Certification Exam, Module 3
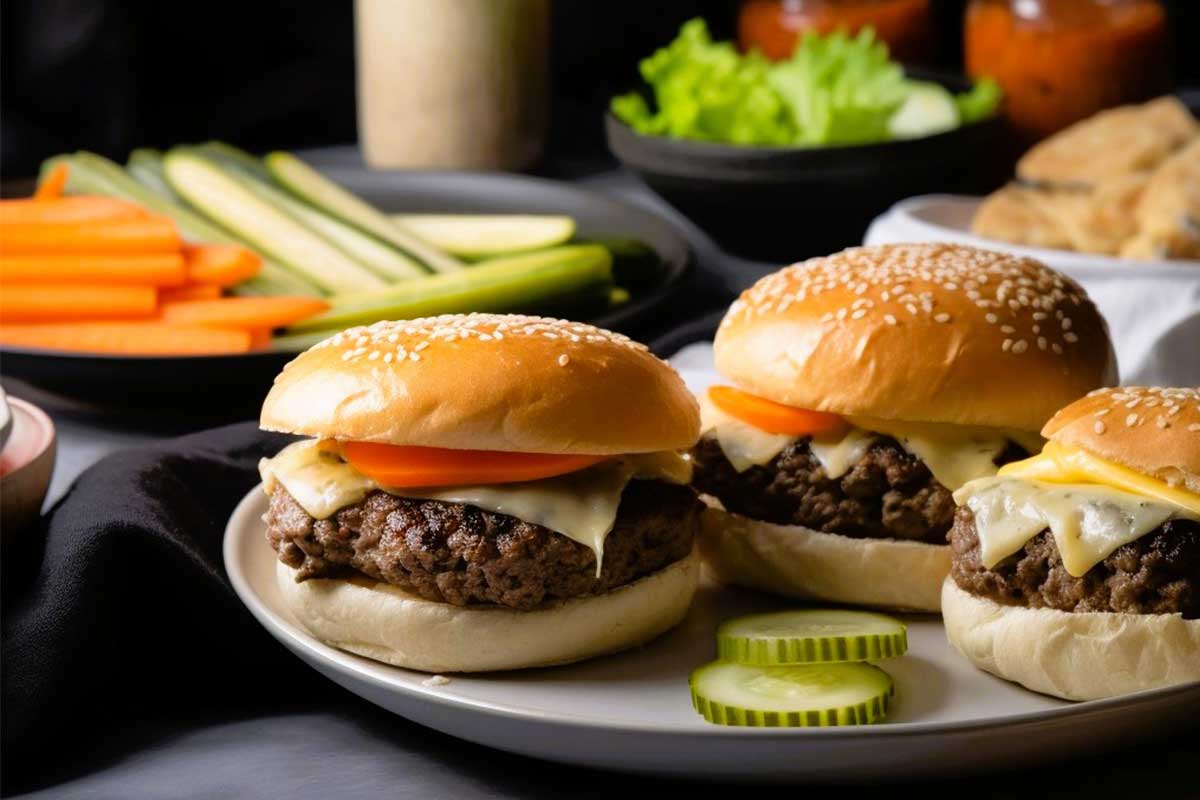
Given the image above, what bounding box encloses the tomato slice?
[340,442,608,488]
[708,385,847,437]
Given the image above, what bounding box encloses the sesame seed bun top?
[714,243,1117,433]
[260,314,700,455]
[1042,386,1200,494]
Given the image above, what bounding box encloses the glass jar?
[355,0,550,170]
[738,0,934,62]
[965,0,1169,142]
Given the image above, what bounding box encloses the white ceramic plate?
[864,194,1200,387]
[225,487,1200,782]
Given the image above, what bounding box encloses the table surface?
[6,159,1197,798]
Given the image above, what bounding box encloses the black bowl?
[606,72,1012,261]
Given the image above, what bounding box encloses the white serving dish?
[226,487,1200,782]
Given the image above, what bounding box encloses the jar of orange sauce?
[965,0,1169,142]
[738,0,933,62]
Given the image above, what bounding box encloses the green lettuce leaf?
[611,19,795,145]
[611,19,1003,147]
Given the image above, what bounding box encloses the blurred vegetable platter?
[2,144,646,356]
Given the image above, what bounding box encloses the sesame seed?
[1156,417,1169,429]
[1126,413,1139,427]
[1002,338,1013,352]
[934,312,951,323]
[851,309,867,320]
[883,314,898,325]
[1001,325,1015,334]
[1094,421,1106,434]
[557,354,570,367]
[1095,408,1110,416]
[1189,424,1200,432]
[1051,343,1063,354]
[1012,339,1028,354]
[1063,332,1079,343]
[1037,337,1047,350]
[985,313,998,324]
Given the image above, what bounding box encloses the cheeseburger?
[693,243,1115,611]
[258,314,703,672]
[944,386,1200,700]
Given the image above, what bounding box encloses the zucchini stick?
[265,152,464,273]
[163,149,388,295]
[287,244,612,334]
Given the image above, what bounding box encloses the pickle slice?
[690,661,893,727]
[717,609,907,665]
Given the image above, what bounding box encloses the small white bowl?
[0,396,56,538]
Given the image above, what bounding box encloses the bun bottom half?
[276,548,700,673]
[942,579,1200,701]
[698,507,949,613]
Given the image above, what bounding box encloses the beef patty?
[950,507,1199,618]
[267,479,700,610]
[691,434,1026,544]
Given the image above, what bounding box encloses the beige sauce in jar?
[356,0,550,170]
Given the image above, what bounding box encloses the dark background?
[4,0,1199,180]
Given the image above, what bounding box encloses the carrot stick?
[0,216,181,254]
[160,296,329,330]
[34,163,69,200]
[0,254,186,285]
[184,244,261,286]
[247,328,273,350]
[159,284,222,303]
[0,284,158,322]
[0,322,251,355]
[0,196,150,226]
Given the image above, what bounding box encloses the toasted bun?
[276,550,700,672]
[714,244,1116,432]
[1042,387,1200,494]
[942,580,1200,701]
[699,507,949,612]
[261,314,699,455]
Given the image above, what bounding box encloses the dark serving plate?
[606,70,1012,261]
[0,170,690,414]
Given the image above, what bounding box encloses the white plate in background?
[225,488,1200,782]
[865,195,1200,386]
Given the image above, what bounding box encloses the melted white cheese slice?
[700,394,796,473]
[808,428,877,480]
[847,416,1024,491]
[259,440,690,574]
[700,392,1025,488]
[954,476,1196,576]
[260,439,374,519]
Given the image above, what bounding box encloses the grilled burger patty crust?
[950,507,1199,619]
[691,434,1027,545]
[266,479,701,611]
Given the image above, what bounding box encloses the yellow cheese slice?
[999,441,1200,516]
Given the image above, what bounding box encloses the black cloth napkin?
[1,422,312,782]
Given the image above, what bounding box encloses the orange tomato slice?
[340,442,608,488]
[708,385,847,437]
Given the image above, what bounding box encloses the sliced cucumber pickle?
[717,609,907,666]
[690,661,893,727]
